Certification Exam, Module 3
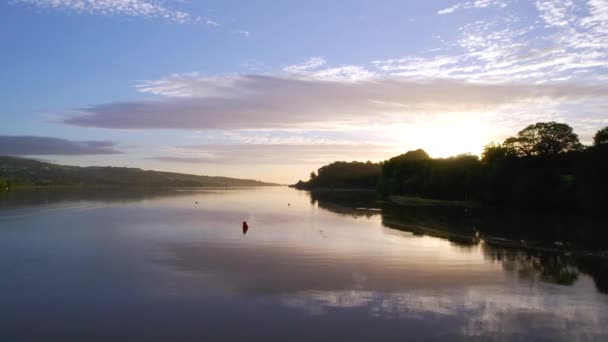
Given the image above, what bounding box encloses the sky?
[1,0,607,183]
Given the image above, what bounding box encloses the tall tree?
[481,142,511,164]
[503,122,583,157]
[594,126,608,146]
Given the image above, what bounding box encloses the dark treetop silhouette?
[595,126,608,146]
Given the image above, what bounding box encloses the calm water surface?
[0,187,607,341]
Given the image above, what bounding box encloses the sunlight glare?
[388,115,493,158]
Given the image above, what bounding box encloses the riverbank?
[300,187,479,208]
[388,195,480,208]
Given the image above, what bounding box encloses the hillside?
[0,156,278,189]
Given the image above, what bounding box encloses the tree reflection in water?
[484,247,579,286]
[308,189,608,294]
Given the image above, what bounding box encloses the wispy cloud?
[0,136,122,155]
[382,1,608,83]
[437,4,461,15]
[150,143,399,165]
[309,65,376,81]
[233,29,250,37]
[283,57,327,73]
[535,0,576,27]
[284,58,375,81]
[13,0,216,24]
[437,0,507,15]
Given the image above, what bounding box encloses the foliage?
[387,149,431,162]
[294,161,380,190]
[481,142,512,164]
[377,152,483,201]
[502,122,583,157]
[594,126,608,146]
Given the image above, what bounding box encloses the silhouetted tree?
[481,142,511,164]
[594,126,608,146]
[503,122,583,157]
[377,149,483,200]
[391,149,431,161]
[294,161,381,190]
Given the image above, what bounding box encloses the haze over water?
[1,187,606,341]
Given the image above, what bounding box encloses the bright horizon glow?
[385,115,495,158]
[1,0,607,183]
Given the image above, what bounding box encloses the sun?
[387,115,493,158]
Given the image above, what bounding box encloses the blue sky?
[1,0,607,183]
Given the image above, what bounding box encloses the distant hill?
[0,156,278,189]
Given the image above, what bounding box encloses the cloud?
[380,1,608,83]
[13,0,212,24]
[198,17,219,27]
[535,0,576,27]
[309,65,375,81]
[150,143,400,165]
[284,58,374,81]
[149,156,214,163]
[437,1,506,15]
[283,57,327,73]
[60,73,608,131]
[233,29,250,37]
[437,4,461,15]
[0,136,122,156]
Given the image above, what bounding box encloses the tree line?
[293,161,380,190]
[294,122,608,211]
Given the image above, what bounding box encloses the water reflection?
[309,189,608,294]
[0,187,606,341]
[0,186,206,208]
[281,288,608,340]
